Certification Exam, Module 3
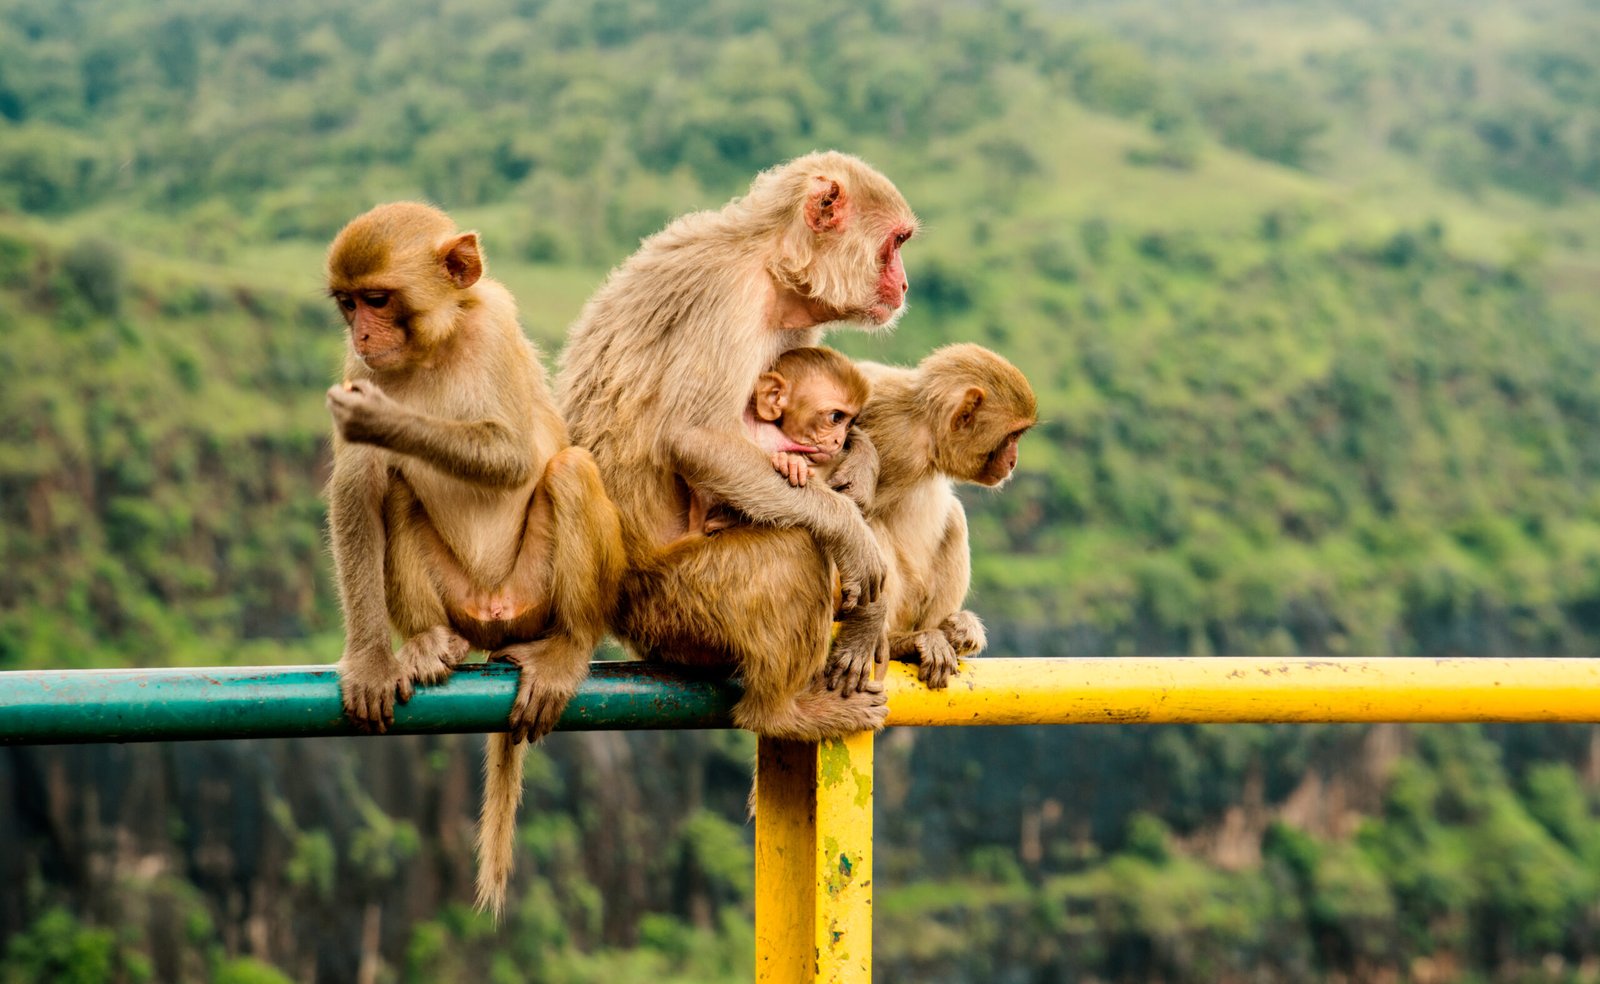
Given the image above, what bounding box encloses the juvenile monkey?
[846,344,1036,691]
[323,202,624,916]
[559,152,918,737]
[687,346,874,535]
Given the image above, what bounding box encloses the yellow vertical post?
[754,733,875,984]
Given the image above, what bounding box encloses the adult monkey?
[558,151,917,738]
[323,202,624,915]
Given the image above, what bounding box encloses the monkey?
[323,202,624,917]
[686,346,874,536]
[557,151,918,738]
[843,343,1037,691]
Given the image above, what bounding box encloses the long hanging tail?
[473,447,621,919]
[474,731,528,918]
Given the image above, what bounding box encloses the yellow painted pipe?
[883,658,1600,726]
[754,734,874,984]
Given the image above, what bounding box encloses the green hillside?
[5,0,1600,981]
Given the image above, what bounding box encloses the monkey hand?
[829,427,879,512]
[827,624,887,694]
[771,451,812,487]
[337,645,407,733]
[905,629,961,690]
[830,515,885,611]
[327,379,399,445]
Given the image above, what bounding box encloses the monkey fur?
[323,202,623,917]
[558,152,918,737]
[851,344,1037,690]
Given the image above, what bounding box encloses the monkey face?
[869,226,915,324]
[783,376,861,460]
[975,427,1031,487]
[333,289,412,370]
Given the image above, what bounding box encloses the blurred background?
[4,0,1600,980]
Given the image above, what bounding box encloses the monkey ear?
[804,176,848,233]
[754,372,789,421]
[440,233,483,289]
[951,387,985,432]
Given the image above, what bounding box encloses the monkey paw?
[939,611,986,658]
[337,647,408,734]
[826,647,874,695]
[492,644,578,745]
[325,379,395,445]
[911,631,960,690]
[397,626,471,695]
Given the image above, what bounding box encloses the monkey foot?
[738,678,888,740]
[939,611,986,658]
[490,639,587,744]
[397,625,472,698]
[905,629,960,690]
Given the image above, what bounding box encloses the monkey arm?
[328,445,415,729]
[329,382,534,488]
[379,413,535,488]
[668,425,885,606]
[885,500,977,690]
[328,446,391,654]
[826,425,880,513]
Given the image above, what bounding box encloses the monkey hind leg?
[540,447,625,654]
[621,528,833,676]
[734,673,888,740]
[490,635,589,744]
[475,731,528,919]
[622,528,867,734]
[395,625,472,700]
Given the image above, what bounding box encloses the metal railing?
[4,657,1599,982]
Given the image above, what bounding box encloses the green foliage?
[213,959,294,984]
[6,0,1600,982]
[0,908,116,984]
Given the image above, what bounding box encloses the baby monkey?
[687,346,874,535]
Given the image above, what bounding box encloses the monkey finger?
[396,675,414,704]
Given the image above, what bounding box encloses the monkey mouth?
[867,299,905,326]
[356,344,408,370]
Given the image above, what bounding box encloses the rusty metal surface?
[0,662,741,744]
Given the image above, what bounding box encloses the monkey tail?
[475,731,528,919]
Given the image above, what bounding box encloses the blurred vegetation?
[5,0,1600,980]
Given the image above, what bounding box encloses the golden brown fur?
[558,152,918,735]
[687,346,874,534]
[853,344,1037,689]
[323,202,624,917]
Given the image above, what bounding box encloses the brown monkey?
[558,151,918,737]
[323,202,623,916]
[687,346,874,535]
[847,344,1036,690]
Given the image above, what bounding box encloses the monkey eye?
[362,292,390,309]
[333,293,356,312]
[894,230,912,247]
[829,411,850,425]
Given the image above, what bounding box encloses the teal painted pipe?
[0,662,742,744]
